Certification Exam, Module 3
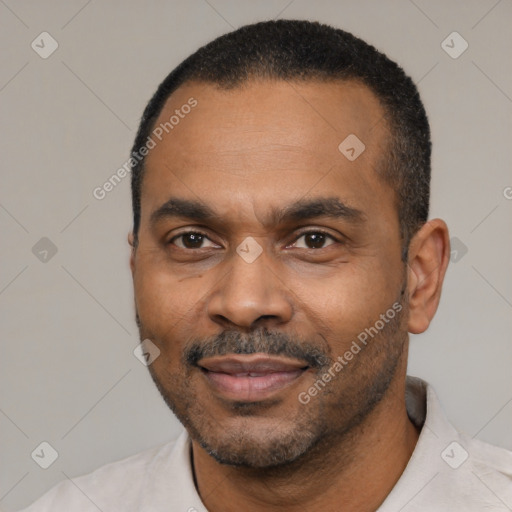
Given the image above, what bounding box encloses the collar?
[138,376,481,511]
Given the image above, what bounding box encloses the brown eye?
[291,231,337,249]
[171,232,218,249]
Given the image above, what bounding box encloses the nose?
[206,246,293,330]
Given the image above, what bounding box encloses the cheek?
[290,257,403,349]
[133,259,202,342]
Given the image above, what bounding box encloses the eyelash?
[168,229,341,250]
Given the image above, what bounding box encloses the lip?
[198,353,309,401]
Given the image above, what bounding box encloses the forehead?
[140,79,393,226]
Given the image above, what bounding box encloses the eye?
[289,230,338,249]
[170,231,220,250]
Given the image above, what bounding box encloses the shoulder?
[460,432,512,504]
[465,432,512,470]
[423,378,512,508]
[418,434,512,511]
[383,377,512,511]
[18,438,181,512]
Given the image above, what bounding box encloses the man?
[21,19,511,512]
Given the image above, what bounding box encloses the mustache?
[184,328,331,370]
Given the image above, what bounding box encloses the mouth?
[197,353,310,401]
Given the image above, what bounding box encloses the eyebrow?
[273,197,365,225]
[149,196,365,227]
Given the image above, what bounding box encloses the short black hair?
[130,19,431,255]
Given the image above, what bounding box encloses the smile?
[198,353,309,401]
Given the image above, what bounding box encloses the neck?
[192,372,420,512]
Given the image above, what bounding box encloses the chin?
[191,416,322,469]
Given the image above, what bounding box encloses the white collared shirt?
[19,376,512,511]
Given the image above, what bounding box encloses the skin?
[128,79,450,512]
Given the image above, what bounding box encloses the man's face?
[131,79,409,468]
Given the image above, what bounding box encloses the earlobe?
[128,232,136,275]
[406,219,450,334]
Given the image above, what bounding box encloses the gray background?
[1,0,511,510]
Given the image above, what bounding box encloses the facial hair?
[137,291,409,470]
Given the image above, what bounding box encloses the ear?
[128,231,136,275]
[406,219,450,334]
